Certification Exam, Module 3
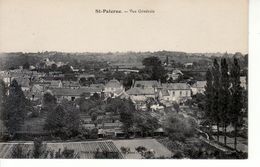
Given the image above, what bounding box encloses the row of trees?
[204,57,246,150]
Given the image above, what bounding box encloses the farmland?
[0,140,123,159]
[113,139,173,159]
[0,139,172,159]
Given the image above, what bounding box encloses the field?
[113,139,173,159]
[0,140,123,159]
[0,139,172,159]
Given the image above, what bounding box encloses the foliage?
[33,137,45,158]
[94,148,120,159]
[141,56,167,82]
[120,146,131,155]
[44,101,81,139]
[42,92,57,112]
[163,113,198,141]
[135,146,155,159]
[2,80,27,134]
[135,114,159,136]
[12,144,29,158]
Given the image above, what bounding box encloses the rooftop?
[105,79,122,88]
[134,80,159,88]
[162,83,190,90]
[50,87,103,96]
[126,87,155,95]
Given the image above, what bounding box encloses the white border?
[1,0,260,166]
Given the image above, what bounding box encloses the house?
[61,81,80,89]
[160,83,191,103]
[191,81,207,95]
[26,84,44,101]
[14,77,31,92]
[184,62,193,68]
[167,69,183,81]
[126,87,156,102]
[47,80,62,88]
[240,76,247,89]
[104,79,125,97]
[50,87,103,102]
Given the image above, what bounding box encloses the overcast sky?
[0,0,248,53]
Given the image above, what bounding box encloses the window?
[71,97,75,101]
[180,91,182,96]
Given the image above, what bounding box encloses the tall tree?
[230,57,244,150]
[0,80,7,136]
[42,92,57,113]
[142,56,167,82]
[220,58,231,145]
[2,80,27,134]
[211,59,221,141]
[44,101,80,139]
[204,69,213,129]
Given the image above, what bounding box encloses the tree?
[220,58,231,145]
[44,105,66,137]
[33,138,45,158]
[211,59,221,141]
[203,70,213,122]
[59,147,80,159]
[230,57,244,150]
[12,144,29,158]
[22,62,30,70]
[119,99,135,137]
[0,80,7,136]
[2,80,27,134]
[44,101,80,139]
[142,56,167,82]
[51,64,58,71]
[163,113,198,142]
[79,77,87,86]
[42,92,57,112]
[135,115,159,137]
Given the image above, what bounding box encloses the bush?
[163,113,198,142]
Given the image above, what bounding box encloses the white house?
[104,79,125,97]
[191,81,207,95]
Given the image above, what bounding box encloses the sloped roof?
[105,79,122,88]
[126,87,155,95]
[134,80,159,88]
[62,81,80,87]
[50,87,102,96]
[14,77,30,87]
[172,69,183,75]
[90,83,105,89]
[192,81,207,88]
[32,84,44,92]
[162,83,190,90]
[49,80,61,87]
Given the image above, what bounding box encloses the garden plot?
[0,141,123,159]
[113,139,173,159]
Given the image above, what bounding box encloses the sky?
[0,0,248,53]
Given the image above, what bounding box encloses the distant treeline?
[0,51,247,71]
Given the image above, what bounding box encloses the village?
[0,53,248,159]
